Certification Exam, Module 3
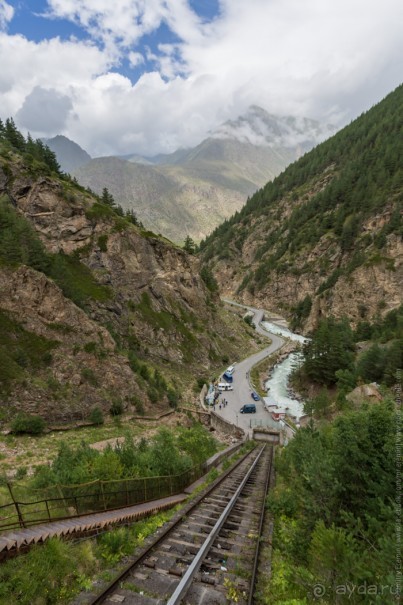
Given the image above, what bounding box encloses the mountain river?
[260,321,309,421]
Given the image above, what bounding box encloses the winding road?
[214,301,285,435]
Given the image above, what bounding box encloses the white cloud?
[44,0,202,49]
[0,32,112,117]
[128,51,144,67]
[16,87,73,135]
[0,0,402,156]
[0,0,13,30]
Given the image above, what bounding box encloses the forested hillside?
[200,85,403,331]
[259,399,397,604]
[0,118,255,426]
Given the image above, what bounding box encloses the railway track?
[87,444,273,605]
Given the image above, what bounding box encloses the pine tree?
[41,143,61,174]
[183,235,196,254]
[101,187,116,207]
[303,317,355,385]
[4,118,26,152]
[125,208,143,228]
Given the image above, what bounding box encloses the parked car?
[251,391,260,401]
[240,403,256,414]
[222,372,233,383]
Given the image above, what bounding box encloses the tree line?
[0,117,61,175]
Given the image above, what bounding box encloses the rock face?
[0,156,246,421]
[346,383,383,406]
[212,193,402,332]
[0,265,140,421]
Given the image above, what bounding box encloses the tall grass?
[0,538,97,604]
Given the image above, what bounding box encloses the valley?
[0,84,401,605]
[46,107,333,244]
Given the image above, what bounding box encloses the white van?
[217,382,234,392]
[225,365,235,375]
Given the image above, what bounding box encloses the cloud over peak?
[0,0,401,156]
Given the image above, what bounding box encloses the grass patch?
[50,253,112,306]
[85,202,116,221]
[0,537,97,604]
[0,310,58,393]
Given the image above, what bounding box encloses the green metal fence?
[0,441,244,533]
[0,464,202,532]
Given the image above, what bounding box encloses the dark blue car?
[251,391,260,401]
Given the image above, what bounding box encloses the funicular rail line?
[88,444,273,605]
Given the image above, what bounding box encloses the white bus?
[217,382,234,391]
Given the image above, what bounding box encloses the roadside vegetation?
[256,305,401,604]
[32,423,217,487]
[291,305,402,417]
[258,399,397,604]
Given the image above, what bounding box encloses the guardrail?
[0,442,244,533]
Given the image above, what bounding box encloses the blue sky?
[7,1,220,82]
[0,0,402,156]
[8,1,83,43]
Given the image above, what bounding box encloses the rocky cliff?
[0,146,253,423]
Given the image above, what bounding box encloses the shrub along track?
[85,444,273,605]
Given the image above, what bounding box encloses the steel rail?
[248,446,273,605]
[166,445,266,605]
[88,445,259,605]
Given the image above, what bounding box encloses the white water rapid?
[261,322,309,421]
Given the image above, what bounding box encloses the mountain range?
[46,107,334,243]
[43,134,91,173]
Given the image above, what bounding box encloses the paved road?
[214,301,285,435]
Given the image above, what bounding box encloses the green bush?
[97,234,108,252]
[11,413,46,435]
[33,424,217,487]
[147,387,159,404]
[85,202,116,221]
[89,407,104,425]
[81,367,98,386]
[110,400,124,416]
[133,398,145,415]
[167,388,179,408]
[200,265,219,292]
[196,377,208,390]
[97,527,131,564]
[83,341,97,354]
[15,466,28,480]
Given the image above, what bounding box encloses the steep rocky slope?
[200,85,403,332]
[0,137,254,423]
